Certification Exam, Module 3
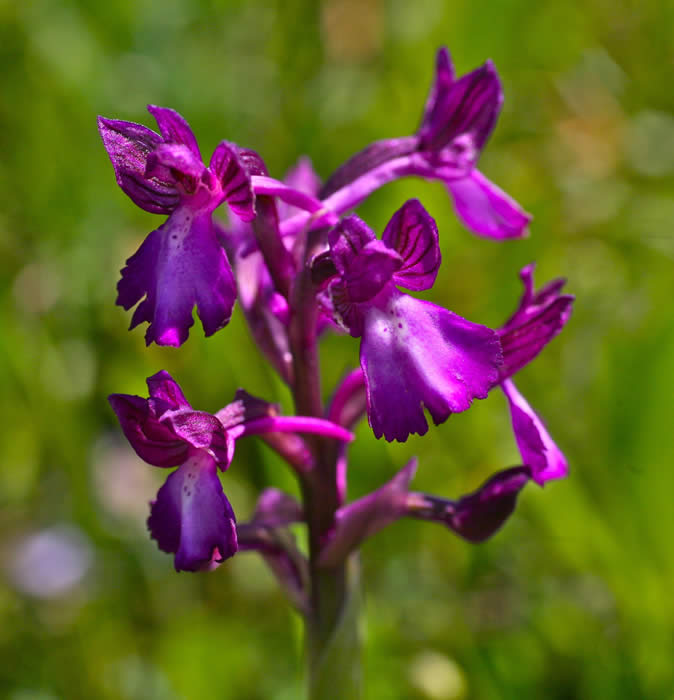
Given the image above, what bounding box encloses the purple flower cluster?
[101,48,573,581]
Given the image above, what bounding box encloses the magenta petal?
[164,411,233,469]
[447,170,531,239]
[210,142,256,222]
[146,143,206,181]
[251,488,304,528]
[382,199,441,291]
[148,454,237,572]
[418,61,502,155]
[360,290,502,441]
[97,116,179,214]
[116,208,236,346]
[445,466,530,542]
[328,215,376,275]
[419,47,456,134]
[146,370,190,409]
[147,105,201,159]
[499,297,574,379]
[108,393,188,467]
[501,379,568,485]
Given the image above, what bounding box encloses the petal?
[382,199,441,291]
[210,142,256,222]
[342,240,402,303]
[501,379,568,485]
[444,466,530,542]
[360,290,502,441]
[146,370,190,409]
[163,410,234,469]
[216,389,279,430]
[116,208,237,346]
[97,116,179,214]
[418,47,456,137]
[108,393,188,467]
[147,454,237,572]
[418,61,502,156]
[447,170,531,239]
[498,296,574,379]
[146,143,206,182]
[328,215,376,275]
[147,105,201,159]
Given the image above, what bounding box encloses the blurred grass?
[1,0,673,698]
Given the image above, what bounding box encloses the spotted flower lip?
[318,199,502,442]
[98,106,256,346]
[109,370,237,572]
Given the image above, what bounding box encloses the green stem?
[288,227,363,699]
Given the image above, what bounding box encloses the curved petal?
[418,61,502,156]
[108,393,188,468]
[419,46,456,136]
[147,105,201,159]
[97,116,179,214]
[210,142,256,222]
[382,199,441,291]
[116,208,237,346]
[165,410,234,468]
[360,289,502,441]
[501,379,568,485]
[328,215,376,275]
[147,454,237,572]
[447,170,531,240]
[146,143,206,183]
[440,466,530,542]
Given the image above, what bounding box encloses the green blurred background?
[1,0,673,698]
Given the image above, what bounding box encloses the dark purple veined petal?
[360,289,503,441]
[418,47,456,137]
[116,208,237,346]
[436,466,530,542]
[501,263,570,331]
[327,215,376,276]
[499,296,574,379]
[147,454,237,572]
[447,170,531,240]
[501,379,568,485]
[210,142,256,222]
[418,60,503,156]
[97,116,179,214]
[147,105,202,160]
[382,199,441,291]
[108,393,188,468]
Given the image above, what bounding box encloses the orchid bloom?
[98,106,256,346]
[316,199,502,441]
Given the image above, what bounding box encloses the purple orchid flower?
[316,199,503,442]
[308,48,530,242]
[109,371,238,571]
[98,106,256,346]
[497,264,574,484]
[109,372,354,571]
